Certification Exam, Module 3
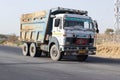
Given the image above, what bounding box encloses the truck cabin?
[49,7,95,32]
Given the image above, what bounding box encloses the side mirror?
[94,20,99,33]
[55,19,60,27]
[96,29,99,33]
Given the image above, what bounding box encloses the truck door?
[52,18,63,36]
[52,18,64,44]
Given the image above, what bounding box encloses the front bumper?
[60,45,96,55]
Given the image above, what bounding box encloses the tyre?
[29,43,42,57]
[76,55,88,61]
[50,45,62,61]
[22,43,30,56]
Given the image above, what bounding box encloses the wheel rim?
[52,46,58,57]
[23,46,27,52]
[22,43,29,56]
[50,45,62,61]
[31,46,35,53]
[30,43,36,57]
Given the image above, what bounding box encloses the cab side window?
[55,18,62,29]
[55,19,60,27]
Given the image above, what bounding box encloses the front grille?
[65,37,94,45]
[75,38,88,45]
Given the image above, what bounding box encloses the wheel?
[76,55,88,61]
[29,43,42,57]
[22,43,30,56]
[50,45,62,61]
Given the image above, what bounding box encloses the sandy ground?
[2,42,18,47]
[96,42,120,58]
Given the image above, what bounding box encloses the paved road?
[0,45,120,80]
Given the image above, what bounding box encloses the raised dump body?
[20,7,99,61]
[20,10,50,43]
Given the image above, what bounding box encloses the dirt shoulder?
[96,42,120,58]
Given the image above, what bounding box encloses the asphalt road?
[0,45,120,80]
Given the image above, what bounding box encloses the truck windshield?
[64,17,94,30]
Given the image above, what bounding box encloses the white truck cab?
[52,13,97,55]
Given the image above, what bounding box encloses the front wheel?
[50,45,62,61]
[76,55,88,61]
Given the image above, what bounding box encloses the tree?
[0,34,8,39]
[105,28,114,35]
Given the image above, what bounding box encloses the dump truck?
[20,7,99,61]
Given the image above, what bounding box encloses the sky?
[0,0,115,35]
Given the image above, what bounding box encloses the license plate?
[79,50,86,54]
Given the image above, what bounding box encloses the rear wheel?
[22,43,30,56]
[76,55,88,61]
[50,45,62,61]
[29,43,42,57]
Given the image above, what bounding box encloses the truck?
[20,7,99,61]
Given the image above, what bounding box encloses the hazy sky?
[0,0,115,35]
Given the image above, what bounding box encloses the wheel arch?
[48,37,59,52]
